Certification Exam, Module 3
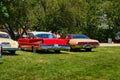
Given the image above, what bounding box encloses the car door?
[28,33,42,49]
[18,34,30,49]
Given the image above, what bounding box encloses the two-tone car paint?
[64,34,99,51]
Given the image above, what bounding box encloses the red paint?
[18,37,69,50]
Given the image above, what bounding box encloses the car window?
[65,35,71,39]
[72,35,89,39]
[29,33,35,38]
[35,34,55,38]
[0,34,10,38]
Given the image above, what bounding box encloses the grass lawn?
[0,47,120,80]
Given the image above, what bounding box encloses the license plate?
[54,44,58,47]
[2,45,11,47]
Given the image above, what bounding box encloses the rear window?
[72,35,89,39]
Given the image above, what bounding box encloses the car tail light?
[90,42,99,45]
[78,42,86,45]
[78,42,99,45]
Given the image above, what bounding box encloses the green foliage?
[0,0,120,42]
[0,1,9,23]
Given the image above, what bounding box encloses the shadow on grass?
[37,50,70,54]
[69,49,97,53]
[2,52,19,56]
[36,50,97,54]
[0,62,3,64]
[20,49,97,54]
[21,50,69,54]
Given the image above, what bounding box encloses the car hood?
[69,39,99,44]
[0,38,18,48]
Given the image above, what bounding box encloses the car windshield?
[72,34,89,39]
[0,34,10,38]
[35,34,55,38]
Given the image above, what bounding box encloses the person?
[51,31,57,38]
[56,32,61,38]
[50,30,61,38]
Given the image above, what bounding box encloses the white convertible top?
[30,31,52,35]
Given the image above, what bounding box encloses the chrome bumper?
[74,44,99,49]
[3,48,19,51]
[40,44,70,50]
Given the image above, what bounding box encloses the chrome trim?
[40,44,70,50]
[3,48,19,51]
[76,44,99,48]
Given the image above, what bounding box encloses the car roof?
[29,31,52,35]
[67,34,86,36]
[0,31,8,34]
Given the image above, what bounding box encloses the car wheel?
[10,51,16,54]
[70,48,79,52]
[19,45,25,51]
[32,46,36,53]
[54,50,60,53]
[86,48,92,52]
[70,47,75,51]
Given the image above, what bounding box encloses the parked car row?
[0,31,100,54]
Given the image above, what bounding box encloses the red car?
[18,31,70,53]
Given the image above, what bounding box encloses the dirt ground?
[100,43,120,46]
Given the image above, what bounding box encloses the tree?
[0,1,9,24]
[0,0,29,39]
[0,0,120,42]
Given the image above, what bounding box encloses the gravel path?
[100,43,120,46]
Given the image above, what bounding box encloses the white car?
[0,31,19,54]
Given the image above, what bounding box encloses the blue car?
[0,44,2,58]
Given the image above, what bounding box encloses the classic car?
[18,31,70,53]
[64,34,99,51]
[0,31,19,54]
[115,32,120,42]
[0,44,2,58]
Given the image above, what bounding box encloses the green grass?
[0,47,120,80]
